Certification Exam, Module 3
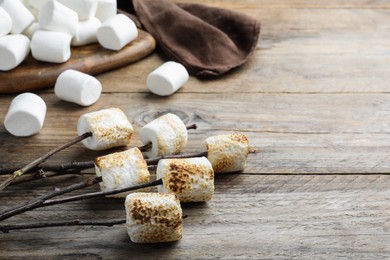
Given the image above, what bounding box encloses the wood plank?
[1,93,390,174]
[1,174,389,258]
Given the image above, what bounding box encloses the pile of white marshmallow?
[0,0,138,71]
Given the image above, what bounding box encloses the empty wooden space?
[1,0,389,258]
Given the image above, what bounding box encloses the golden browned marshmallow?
[77,107,133,151]
[203,133,250,173]
[140,113,187,158]
[125,192,183,243]
[157,157,214,202]
[94,147,150,198]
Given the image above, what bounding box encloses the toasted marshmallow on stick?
[0,0,34,34]
[57,0,97,20]
[125,192,183,243]
[95,0,116,22]
[4,93,46,137]
[97,14,138,51]
[0,34,30,71]
[0,7,12,37]
[203,133,250,173]
[157,157,214,202]
[77,107,134,151]
[39,0,78,36]
[147,61,189,96]
[54,69,102,106]
[140,113,188,158]
[31,30,72,63]
[95,147,150,198]
[72,17,101,46]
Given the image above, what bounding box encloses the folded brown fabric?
[118,0,260,78]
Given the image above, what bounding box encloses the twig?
[0,178,162,222]
[144,151,208,165]
[0,132,93,191]
[0,176,102,222]
[0,218,126,233]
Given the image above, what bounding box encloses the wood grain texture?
[1,0,390,258]
[0,30,155,94]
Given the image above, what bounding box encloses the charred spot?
[131,200,152,224]
[230,133,248,143]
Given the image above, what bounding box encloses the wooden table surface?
[1,0,390,259]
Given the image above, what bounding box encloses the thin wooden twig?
[0,218,126,233]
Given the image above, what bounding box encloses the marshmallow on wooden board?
[77,108,134,151]
[31,30,72,63]
[95,147,150,198]
[203,133,250,173]
[39,0,78,36]
[29,0,50,10]
[0,0,34,34]
[95,0,116,22]
[57,0,97,21]
[0,34,30,71]
[3,93,46,137]
[125,192,183,243]
[97,14,138,51]
[72,17,101,46]
[140,113,188,158]
[0,7,12,37]
[54,69,102,106]
[147,61,189,96]
[23,22,39,39]
[157,157,214,202]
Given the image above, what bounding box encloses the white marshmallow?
[77,107,134,151]
[0,0,34,34]
[0,7,12,37]
[0,34,30,71]
[23,22,39,39]
[95,147,150,198]
[57,0,97,20]
[4,93,46,137]
[54,69,102,106]
[31,30,72,63]
[39,0,78,36]
[125,192,183,243]
[157,157,214,202]
[72,17,101,46]
[203,133,250,173]
[29,0,50,10]
[140,113,188,158]
[147,61,189,96]
[97,14,138,51]
[95,0,116,22]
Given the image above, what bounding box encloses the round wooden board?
[0,29,156,94]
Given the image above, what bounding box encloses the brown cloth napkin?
[118,0,260,78]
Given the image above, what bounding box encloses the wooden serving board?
[0,29,155,94]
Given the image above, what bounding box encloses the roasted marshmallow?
[203,133,250,173]
[0,7,12,37]
[157,157,214,202]
[95,0,116,22]
[147,61,189,96]
[0,34,30,71]
[0,0,34,34]
[97,14,138,51]
[77,107,134,151]
[31,30,72,63]
[57,0,97,20]
[125,192,183,243]
[39,0,78,36]
[140,113,188,158]
[94,147,150,198]
[4,93,46,137]
[72,17,101,46]
[54,69,102,106]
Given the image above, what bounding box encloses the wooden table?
[1,0,390,258]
